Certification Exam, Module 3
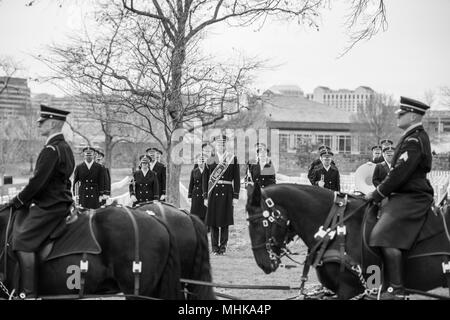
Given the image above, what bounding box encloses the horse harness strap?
[312,193,348,269]
[442,255,450,296]
[79,252,88,298]
[122,206,142,296]
[256,189,291,266]
[300,193,357,294]
[337,198,347,273]
[78,209,97,298]
[312,208,339,268]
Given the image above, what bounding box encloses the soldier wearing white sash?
[202,134,240,255]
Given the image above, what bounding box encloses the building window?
[337,135,352,154]
[296,134,312,148]
[280,134,289,151]
[316,134,332,149]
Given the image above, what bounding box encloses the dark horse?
[132,201,215,300]
[246,183,450,299]
[0,204,183,299]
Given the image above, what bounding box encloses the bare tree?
[424,89,436,108]
[0,114,41,189]
[442,86,450,107]
[340,0,388,57]
[351,93,401,152]
[0,56,20,95]
[85,96,157,169]
[36,0,387,205]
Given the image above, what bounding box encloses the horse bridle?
[246,189,291,270]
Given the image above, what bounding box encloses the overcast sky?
[0,0,449,108]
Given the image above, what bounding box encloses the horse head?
[246,183,291,274]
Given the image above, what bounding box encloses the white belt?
[217,180,232,185]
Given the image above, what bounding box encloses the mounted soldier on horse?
[246,97,450,300]
[1,105,183,300]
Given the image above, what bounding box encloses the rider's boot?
[16,251,38,299]
[367,247,408,300]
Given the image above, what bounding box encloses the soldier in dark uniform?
[380,139,394,149]
[73,146,105,209]
[95,149,111,206]
[372,145,395,187]
[203,134,240,255]
[195,142,214,168]
[188,154,207,222]
[129,155,159,206]
[371,145,384,164]
[365,97,433,300]
[9,105,74,298]
[202,142,214,161]
[146,147,166,201]
[311,149,340,192]
[307,145,336,185]
[247,143,276,188]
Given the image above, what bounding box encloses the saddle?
[362,204,450,265]
[40,209,101,261]
[8,207,101,262]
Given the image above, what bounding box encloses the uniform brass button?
[215,193,218,196]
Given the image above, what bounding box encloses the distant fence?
[277,171,450,204]
[2,171,450,206]
[0,183,27,204]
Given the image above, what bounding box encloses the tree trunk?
[29,155,33,173]
[165,28,186,207]
[105,134,114,169]
[0,166,5,200]
[166,143,181,206]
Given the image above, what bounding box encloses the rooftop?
[265,85,304,96]
[261,94,352,124]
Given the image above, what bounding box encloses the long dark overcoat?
[202,155,240,227]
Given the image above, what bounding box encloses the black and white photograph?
[0,0,449,311]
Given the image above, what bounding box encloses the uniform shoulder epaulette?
[406,137,419,143]
[45,145,56,151]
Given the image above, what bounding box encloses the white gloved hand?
[233,198,239,207]
[160,195,166,201]
[130,195,138,203]
[318,180,325,188]
[204,199,208,207]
